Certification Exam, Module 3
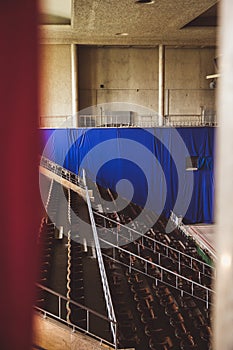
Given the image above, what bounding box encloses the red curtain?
[0,1,40,349]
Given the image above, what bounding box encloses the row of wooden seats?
[36,218,56,308]
[104,258,141,349]
[126,270,177,350]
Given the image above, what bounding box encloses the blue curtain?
[39,127,215,224]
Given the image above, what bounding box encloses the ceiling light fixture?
[115,32,129,36]
[135,0,155,4]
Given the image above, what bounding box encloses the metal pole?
[58,296,61,319]
[158,44,165,126]
[214,1,233,349]
[87,310,89,333]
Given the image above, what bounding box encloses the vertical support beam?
[214,1,233,349]
[71,44,78,127]
[158,44,165,126]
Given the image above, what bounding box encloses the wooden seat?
[169,312,184,326]
[180,333,197,349]
[174,322,188,339]
[165,302,179,316]
[140,307,157,323]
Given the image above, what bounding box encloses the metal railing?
[90,180,214,277]
[35,283,116,349]
[96,221,214,282]
[89,181,214,307]
[77,114,217,128]
[164,114,217,127]
[78,114,161,128]
[100,240,214,308]
[170,211,217,261]
[93,211,214,277]
[40,156,84,188]
[83,170,117,347]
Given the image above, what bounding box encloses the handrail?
[40,156,84,188]
[77,114,217,128]
[95,210,214,272]
[102,251,212,308]
[170,211,217,262]
[36,283,114,321]
[82,170,117,348]
[99,239,214,308]
[35,283,116,348]
[90,180,214,273]
[96,223,213,280]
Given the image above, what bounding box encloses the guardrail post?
[86,310,89,333]
[58,295,61,319]
[206,289,209,309]
[178,252,181,274]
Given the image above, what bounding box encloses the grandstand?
[2,1,233,350]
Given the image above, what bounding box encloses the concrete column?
[71,44,78,127]
[214,1,233,349]
[158,44,165,126]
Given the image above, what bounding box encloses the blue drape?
[39,127,215,224]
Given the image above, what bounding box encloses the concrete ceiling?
[39,0,218,46]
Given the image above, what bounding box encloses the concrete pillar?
[158,44,165,126]
[71,44,78,127]
[214,1,233,349]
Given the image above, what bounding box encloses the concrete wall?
[165,48,216,118]
[78,46,158,113]
[40,44,72,127]
[39,45,216,127]
[78,46,216,124]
